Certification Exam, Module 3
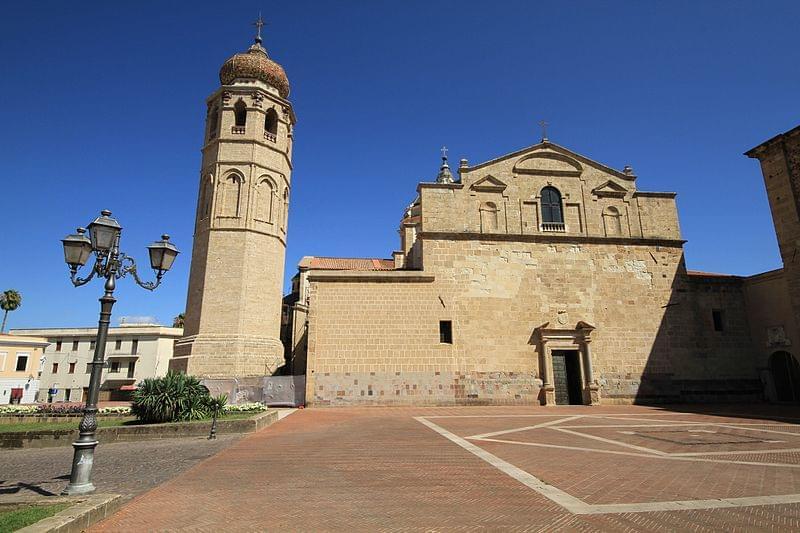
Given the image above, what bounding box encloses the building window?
[603,206,622,236]
[439,320,453,344]
[52,362,59,374]
[110,361,120,373]
[55,340,63,352]
[72,340,79,351]
[16,354,28,372]
[220,173,243,217]
[64,389,71,402]
[264,108,278,140]
[541,186,564,226]
[712,309,724,332]
[68,362,76,374]
[234,99,247,127]
[115,339,122,351]
[86,363,92,374]
[90,340,96,350]
[131,339,139,355]
[0,351,6,371]
[282,189,289,230]
[208,106,219,140]
[480,201,499,232]
[128,361,136,379]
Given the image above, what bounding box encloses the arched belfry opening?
[264,108,278,140]
[234,100,247,127]
[770,351,800,402]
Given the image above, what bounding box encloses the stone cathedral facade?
[173,32,800,407]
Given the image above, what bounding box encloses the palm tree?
[172,312,185,328]
[0,289,22,333]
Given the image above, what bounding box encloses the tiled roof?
[686,270,741,279]
[302,257,395,271]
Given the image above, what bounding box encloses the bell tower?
[171,20,296,377]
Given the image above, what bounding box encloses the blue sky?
[1,0,798,329]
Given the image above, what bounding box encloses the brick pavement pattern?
[1,435,241,502]
[92,405,800,531]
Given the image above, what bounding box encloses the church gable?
[465,142,635,182]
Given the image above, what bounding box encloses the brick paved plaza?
[84,405,800,531]
[1,435,241,503]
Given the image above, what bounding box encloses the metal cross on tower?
[538,120,549,143]
[253,14,265,44]
[440,146,449,160]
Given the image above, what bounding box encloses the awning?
[119,385,137,391]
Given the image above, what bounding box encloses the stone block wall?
[304,236,760,406]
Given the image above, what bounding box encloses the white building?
[0,334,48,404]
[11,324,183,402]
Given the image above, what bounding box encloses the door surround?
[533,321,599,406]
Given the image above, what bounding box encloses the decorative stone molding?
[533,321,598,406]
[470,175,508,193]
[591,180,628,199]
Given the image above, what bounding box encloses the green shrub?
[131,371,212,423]
[207,394,228,416]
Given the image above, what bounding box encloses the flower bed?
[0,402,266,417]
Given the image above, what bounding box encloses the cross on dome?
[253,13,265,44]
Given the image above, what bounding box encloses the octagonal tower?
[171,29,296,377]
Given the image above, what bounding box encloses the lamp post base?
[63,481,96,496]
[62,440,98,495]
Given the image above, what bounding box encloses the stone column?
[581,339,600,405]
[540,340,556,406]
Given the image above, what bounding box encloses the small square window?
[72,340,79,351]
[55,340,63,352]
[439,320,453,344]
[52,362,59,374]
[15,355,28,372]
[110,361,120,373]
[90,340,96,350]
[712,309,724,332]
[68,362,76,374]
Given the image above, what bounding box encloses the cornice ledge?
[307,270,435,283]
[418,231,686,247]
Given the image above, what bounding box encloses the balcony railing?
[106,352,140,359]
[541,222,566,233]
[264,131,277,142]
[231,125,246,134]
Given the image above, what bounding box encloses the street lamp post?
[60,210,179,495]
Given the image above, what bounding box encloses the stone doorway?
[771,351,800,403]
[552,350,583,405]
[533,321,599,406]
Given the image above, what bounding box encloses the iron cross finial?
[441,146,449,160]
[253,13,265,44]
[538,120,549,143]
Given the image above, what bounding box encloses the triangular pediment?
[470,174,507,192]
[466,142,636,181]
[592,180,628,198]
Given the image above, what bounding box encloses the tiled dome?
[219,43,290,98]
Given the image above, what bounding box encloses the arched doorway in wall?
[770,351,800,403]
